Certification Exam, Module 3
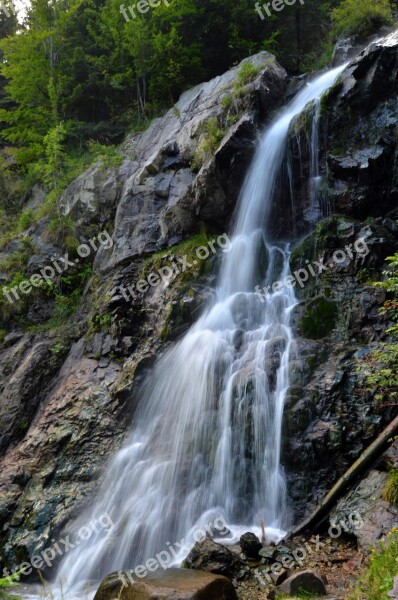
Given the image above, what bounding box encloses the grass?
[382,468,398,505]
[192,117,226,170]
[0,573,21,600]
[349,529,398,600]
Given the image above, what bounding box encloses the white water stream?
[49,64,346,595]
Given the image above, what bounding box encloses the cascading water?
[54,64,346,594]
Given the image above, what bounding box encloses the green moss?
[141,233,216,281]
[300,296,338,339]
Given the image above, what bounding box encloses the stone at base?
[94,567,238,600]
[278,569,327,595]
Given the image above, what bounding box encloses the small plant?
[192,117,226,170]
[382,468,398,505]
[17,209,35,232]
[0,572,21,600]
[235,61,261,86]
[221,94,232,110]
[50,342,67,355]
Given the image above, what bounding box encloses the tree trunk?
[288,415,398,538]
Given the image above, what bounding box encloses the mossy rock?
[300,296,338,340]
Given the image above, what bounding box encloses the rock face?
[0,52,288,569]
[92,52,287,272]
[0,28,398,579]
[94,568,238,600]
[281,29,398,525]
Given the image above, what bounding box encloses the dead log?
[288,414,398,538]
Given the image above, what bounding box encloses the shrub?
[332,0,393,37]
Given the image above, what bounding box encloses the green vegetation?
[363,252,398,403]
[192,117,226,170]
[349,529,398,600]
[332,0,393,36]
[0,573,21,600]
[382,468,398,505]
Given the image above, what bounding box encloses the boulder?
[278,570,327,595]
[239,532,262,559]
[182,538,244,579]
[94,568,237,600]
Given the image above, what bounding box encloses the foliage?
[0,572,21,600]
[382,468,398,505]
[87,140,123,168]
[349,529,398,600]
[0,0,344,181]
[235,61,262,86]
[192,117,226,170]
[332,0,393,37]
[363,252,398,402]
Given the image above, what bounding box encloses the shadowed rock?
[94,567,238,600]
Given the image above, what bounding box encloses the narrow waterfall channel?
[55,64,346,594]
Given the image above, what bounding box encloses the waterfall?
[54,64,346,594]
[306,97,330,223]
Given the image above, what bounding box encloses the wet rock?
[239,532,262,559]
[278,569,327,595]
[259,546,278,561]
[182,538,244,580]
[94,568,238,600]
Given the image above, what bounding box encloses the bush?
[332,0,393,37]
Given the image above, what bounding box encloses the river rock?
[182,538,244,579]
[94,568,238,600]
[278,569,327,595]
[239,532,262,559]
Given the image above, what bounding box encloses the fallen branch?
[287,414,398,539]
